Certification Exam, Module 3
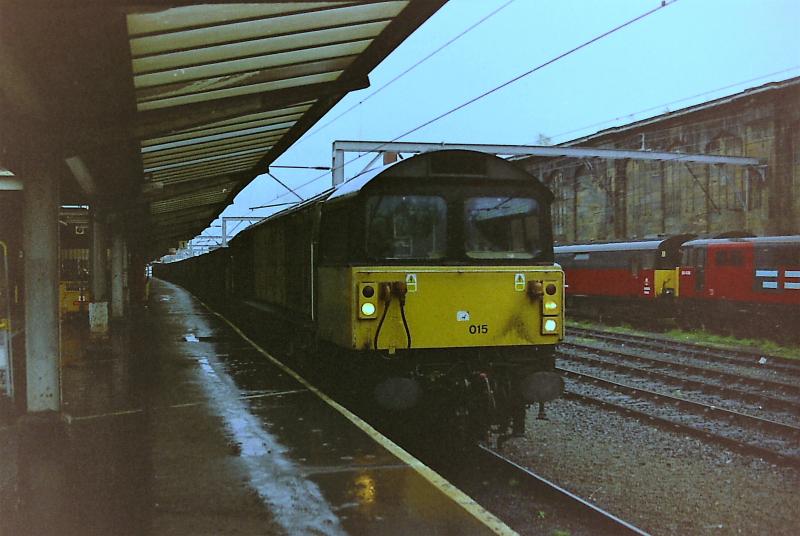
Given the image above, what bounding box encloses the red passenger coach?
[555,234,798,339]
[555,236,689,300]
[679,236,800,306]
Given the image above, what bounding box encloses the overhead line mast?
[330,141,764,187]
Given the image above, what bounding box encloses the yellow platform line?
[199,296,518,536]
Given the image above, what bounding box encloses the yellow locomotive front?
[320,266,563,351]
[315,150,563,440]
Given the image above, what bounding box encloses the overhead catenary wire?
[257,0,680,209]
[271,165,330,171]
[526,95,800,175]
[545,66,800,144]
[211,1,516,228]
[373,0,680,159]
[248,201,299,211]
[535,128,792,178]
[298,0,517,142]
[258,100,794,215]
[266,171,304,202]
[259,128,785,217]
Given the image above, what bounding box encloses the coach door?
[694,247,706,293]
[0,242,12,397]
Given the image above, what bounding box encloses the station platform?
[0,279,510,535]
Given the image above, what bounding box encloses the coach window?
[365,195,447,260]
[464,197,540,259]
[715,250,744,266]
[630,255,641,276]
[641,252,655,270]
[696,248,706,268]
[681,248,692,266]
[756,245,800,266]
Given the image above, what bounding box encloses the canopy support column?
[111,229,127,320]
[22,163,60,413]
[90,212,109,335]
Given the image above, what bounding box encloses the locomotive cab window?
[61,249,89,285]
[464,197,540,259]
[365,195,447,260]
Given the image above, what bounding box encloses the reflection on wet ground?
[0,280,496,535]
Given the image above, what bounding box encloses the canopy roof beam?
[136,76,369,141]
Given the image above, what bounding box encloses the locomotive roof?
[327,149,553,203]
[682,235,800,248]
[555,240,667,253]
[226,150,552,248]
[327,160,399,201]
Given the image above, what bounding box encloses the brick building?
[519,77,800,243]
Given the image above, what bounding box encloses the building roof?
[564,76,800,147]
[0,1,445,259]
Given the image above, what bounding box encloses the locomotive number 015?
[468,324,488,335]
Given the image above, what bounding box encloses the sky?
[200,0,800,243]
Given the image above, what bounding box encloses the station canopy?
[0,1,444,259]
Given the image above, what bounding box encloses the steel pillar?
[91,213,108,301]
[111,230,126,319]
[89,212,109,335]
[22,164,60,412]
[221,217,264,247]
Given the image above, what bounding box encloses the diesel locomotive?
[155,149,565,440]
[59,207,91,316]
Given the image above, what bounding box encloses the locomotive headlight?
[542,298,560,316]
[542,318,558,334]
[358,282,379,319]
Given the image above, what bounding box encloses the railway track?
[557,363,800,467]
[559,344,800,420]
[567,325,800,378]
[475,445,650,536]
[560,340,800,402]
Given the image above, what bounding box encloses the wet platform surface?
[0,279,503,535]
